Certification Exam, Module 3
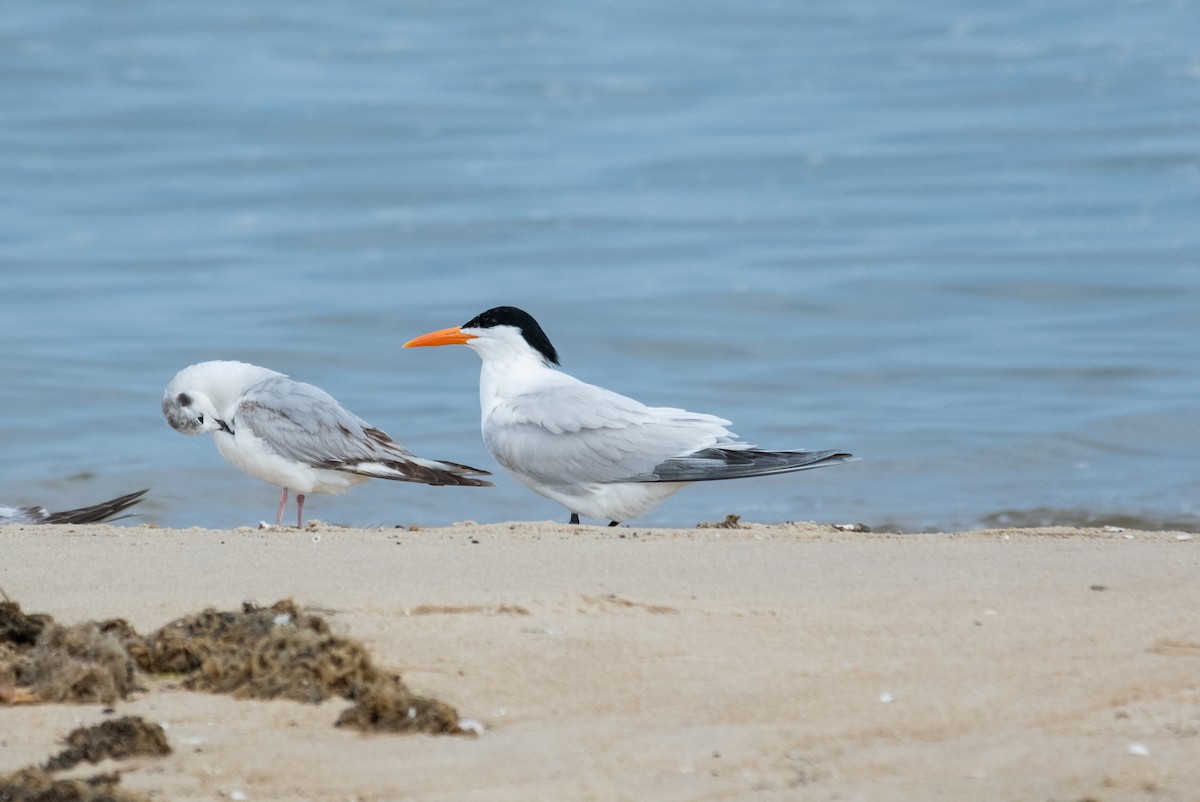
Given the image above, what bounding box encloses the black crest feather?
[463,306,560,365]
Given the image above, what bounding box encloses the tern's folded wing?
[485,382,734,485]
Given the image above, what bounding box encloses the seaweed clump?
[43,715,172,772]
[0,767,149,802]
[0,598,139,705]
[140,600,380,702]
[137,599,468,733]
[23,621,140,704]
[0,715,169,802]
[1,594,468,736]
[696,513,751,530]
[0,599,50,646]
[336,675,464,734]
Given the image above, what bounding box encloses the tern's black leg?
[569,513,580,525]
[607,520,620,527]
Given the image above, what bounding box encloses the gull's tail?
[340,456,494,488]
[327,425,493,487]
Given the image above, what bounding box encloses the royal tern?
[162,360,492,527]
[0,488,149,525]
[405,306,853,525]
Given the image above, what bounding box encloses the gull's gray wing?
[234,376,491,486]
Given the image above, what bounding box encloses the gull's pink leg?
[275,488,288,528]
[296,493,306,528]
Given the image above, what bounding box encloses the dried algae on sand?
[1,593,469,735]
[138,598,465,733]
[138,599,378,703]
[43,715,172,772]
[0,767,151,802]
[1,715,170,802]
[0,598,139,705]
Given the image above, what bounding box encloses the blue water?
[3,1,1198,531]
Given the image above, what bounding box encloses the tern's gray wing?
[235,377,490,486]
[485,381,737,486]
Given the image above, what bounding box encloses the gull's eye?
[198,414,205,424]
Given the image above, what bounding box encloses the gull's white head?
[162,360,280,436]
[404,306,560,366]
[162,381,225,436]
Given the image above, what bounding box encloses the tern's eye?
[197,414,205,424]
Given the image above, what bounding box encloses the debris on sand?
[697,513,751,529]
[138,599,376,703]
[43,715,171,772]
[0,595,467,735]
[139,599,469,733]
[0,715,168,802]
[0,599,49,703]
[0,599,51,646]
[0,767,151,802]
[23,621,140,704]
[1,598,138,705]
[138,599,471,732]
[336,675,464,734]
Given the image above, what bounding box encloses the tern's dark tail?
[633,449,854,483]
[42,489,150,524]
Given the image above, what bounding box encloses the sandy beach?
[1,520,1197,801]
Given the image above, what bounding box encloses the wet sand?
[2,520,1198,801]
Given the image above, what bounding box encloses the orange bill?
[404,326,476,348]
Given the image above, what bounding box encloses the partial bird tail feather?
[634,449,855,483]
[41,488,150,524]
[345,457,494,487]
